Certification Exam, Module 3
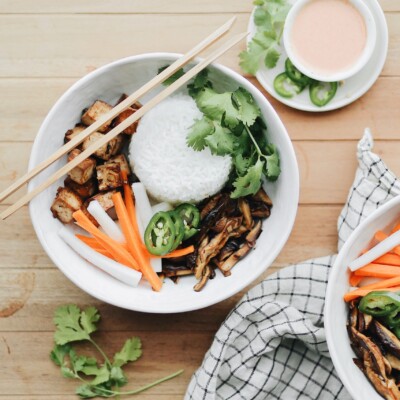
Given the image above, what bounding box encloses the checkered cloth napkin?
[185,129,400,400]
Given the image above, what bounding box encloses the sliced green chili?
[358,291,400,318]
[273,72,305,99]
[144,211,176,256]
[285,58,311,86]
[174,203,200,240]
[309,81,338,107]
[168,211,185,251]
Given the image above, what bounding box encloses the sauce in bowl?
[290,0,367,77]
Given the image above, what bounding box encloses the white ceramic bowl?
[325,195,400,399]
[28,53,299,313]
[283,0,377,82]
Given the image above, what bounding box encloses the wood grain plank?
[0,141,399,207]
[1,76,399,142]
[0,0,396,14]
[0,331,202,396]
[0,13,398,78]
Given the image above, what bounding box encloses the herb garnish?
[239,0,291,75]
[50,305,183,398]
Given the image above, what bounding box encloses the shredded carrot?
[374,253,400,266]
[76,234,129,252]
[344,286,400,302]
[121,170,141,240]
[73,210,139,271]
[112,192,162,292]
[354,263,400,278]
[76,234,114,258]
[349,272,363,287]
[152,245,195,259]
[344,276,400,302]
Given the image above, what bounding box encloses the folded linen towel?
[185,130,400,400]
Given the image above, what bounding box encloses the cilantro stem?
[89,338,112,369]
[94,369,184,397]
[244,124,264,158]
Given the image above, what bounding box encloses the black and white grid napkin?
[185,130,400,400]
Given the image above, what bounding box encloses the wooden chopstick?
[1,32,248,220]
[0,17,237,204]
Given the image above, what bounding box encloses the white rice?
[129,94,231,204]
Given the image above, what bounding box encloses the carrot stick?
[121,170,141,240]
[73,210,139,271]
[344,286,400,302]
[112,192,162,292]
[349,272,363,287]
[375,230,388,242]
[374,253,400,266]
[76,234,114,258]
[153,245,195,259]
[76,234,129,252]
[354,263,400,278]
[343,276,400,302]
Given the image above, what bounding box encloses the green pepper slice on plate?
[144,211,176,256]
[168,211,185,251]
[358,291,400,317]
[285,58,311,86]
[309,81,338,107]
[273,72,305,99]
[384,308,400,328]
[174,203,200,240]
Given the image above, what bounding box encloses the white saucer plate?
[248,0,388,112]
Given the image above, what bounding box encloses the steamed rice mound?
[129,94,231,204]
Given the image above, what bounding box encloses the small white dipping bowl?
[28,53,299,313]
[283,0,377,82]
[325,195,400,399]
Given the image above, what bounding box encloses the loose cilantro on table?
[239,0,291,75]
[50,305,183,398]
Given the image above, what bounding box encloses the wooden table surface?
[0,1,399,398]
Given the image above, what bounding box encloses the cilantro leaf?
[188,69,212,97]
[233,88,261,126]
[195,88,240,129]
[75,384,99,398]
[158,65,185,86]
[110,366,128,387]
[113,337,142,368]
[54,305,91,345]
[187,117,214,151]
[80,306,100,335]
[264,47,280,69]
[231,158,264,198]
[239,40,266,75]
[254,7,272,28]
[205,124,235,156]
[263,144,281,180]
[50,344,71,366]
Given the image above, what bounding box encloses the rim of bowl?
[325,194,400,398]
[28,52,300,313]
[283,0,377,82]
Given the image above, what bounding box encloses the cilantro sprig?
[186,71,280,198]
[50,305,183,398]
[239,0,291,75]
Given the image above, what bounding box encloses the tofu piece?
[86,190,117,220]
[64,176,97,199]
[64,124,85,144]
[51,187,83,224]
[105,154,130,175]
[67,149,96,185]
[113,107,139,135]
[81,100,113,133]
[81,131,122,161]
[96,163,122,191]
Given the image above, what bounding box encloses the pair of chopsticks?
[0,17,246,220]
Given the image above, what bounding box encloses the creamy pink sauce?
[291,0,367,75]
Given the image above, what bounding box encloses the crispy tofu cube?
[81,131,123,161]
[113,108,139,135]
[67,149,96,185]
[105,154,130,175]
[81,100,113,133]
[87,190,117,220]
[96,163,122,191]
[51,187,83,224]
[64,124,85,144]
[64,176,97,199]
